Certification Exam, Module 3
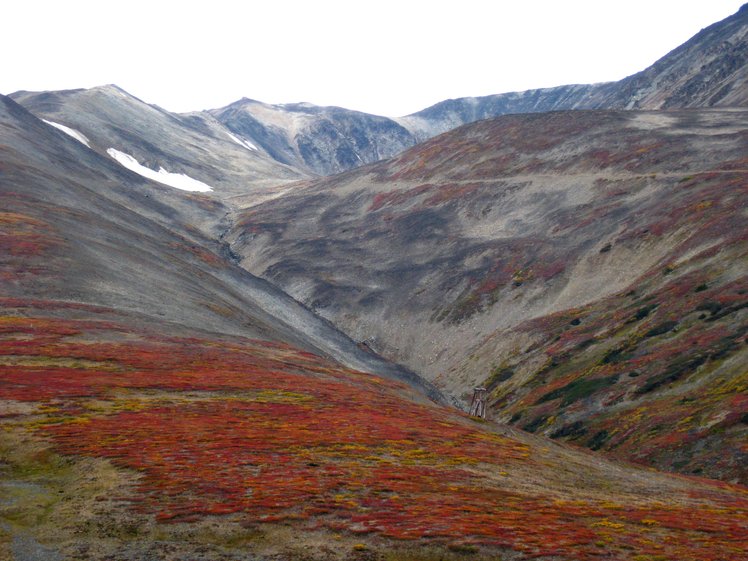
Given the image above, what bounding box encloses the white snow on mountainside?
[42,119,91,147]
[106,148,213,192]
[226,131,258,151]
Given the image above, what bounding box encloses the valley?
[1,5,747,560]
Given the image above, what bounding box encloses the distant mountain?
[211,5,747,170]
[209,98,416,176]
[228,107,748,483]
[398,84,600,141]
[10,6,745,185]
[10,85,306,204]
[596,2,748,109]
[402,4,748,139]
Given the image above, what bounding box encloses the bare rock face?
[595,3,748,109]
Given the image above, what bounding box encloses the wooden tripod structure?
[469,386,487,419]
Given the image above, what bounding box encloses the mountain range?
[1,5,747,561]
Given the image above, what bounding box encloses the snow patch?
[106,148,213,192]
[226,131,258,151]
[42,120,91,147]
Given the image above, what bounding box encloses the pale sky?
[2,1,745,117]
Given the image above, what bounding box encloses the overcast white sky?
[2,1,744,117]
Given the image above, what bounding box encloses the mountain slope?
[0,93,436,393]
[401,4,748,139]
[10,85,306,202]
[398,83,602,140]
[227,107,748,483]
[4,313,748,561]
[11,5,744,187]
[209,98,416,176]
[208,4,748,172]
[596,2,748,109]
[4,95,748,561]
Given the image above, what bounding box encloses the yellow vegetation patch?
[592,519,626,529]
[0,355,125,371]
[0,211,46,228]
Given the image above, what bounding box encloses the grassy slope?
[454,163,748,484]
[2,309,748,561]
[464,197,748,482]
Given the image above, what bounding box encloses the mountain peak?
[90,83,131,95]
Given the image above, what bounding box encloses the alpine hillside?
[228,107,748,484]
[0,94,437,393]
[5,91,746,561]
[1,5,748,561]
[401,3,748,140]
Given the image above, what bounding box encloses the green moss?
[643,321,678,338]
[384,545,496,561]
[537,374,620,407]
[447,542,480,554]
[486,365,514,389]
[587,430,610,451]
[635,355,707,395]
